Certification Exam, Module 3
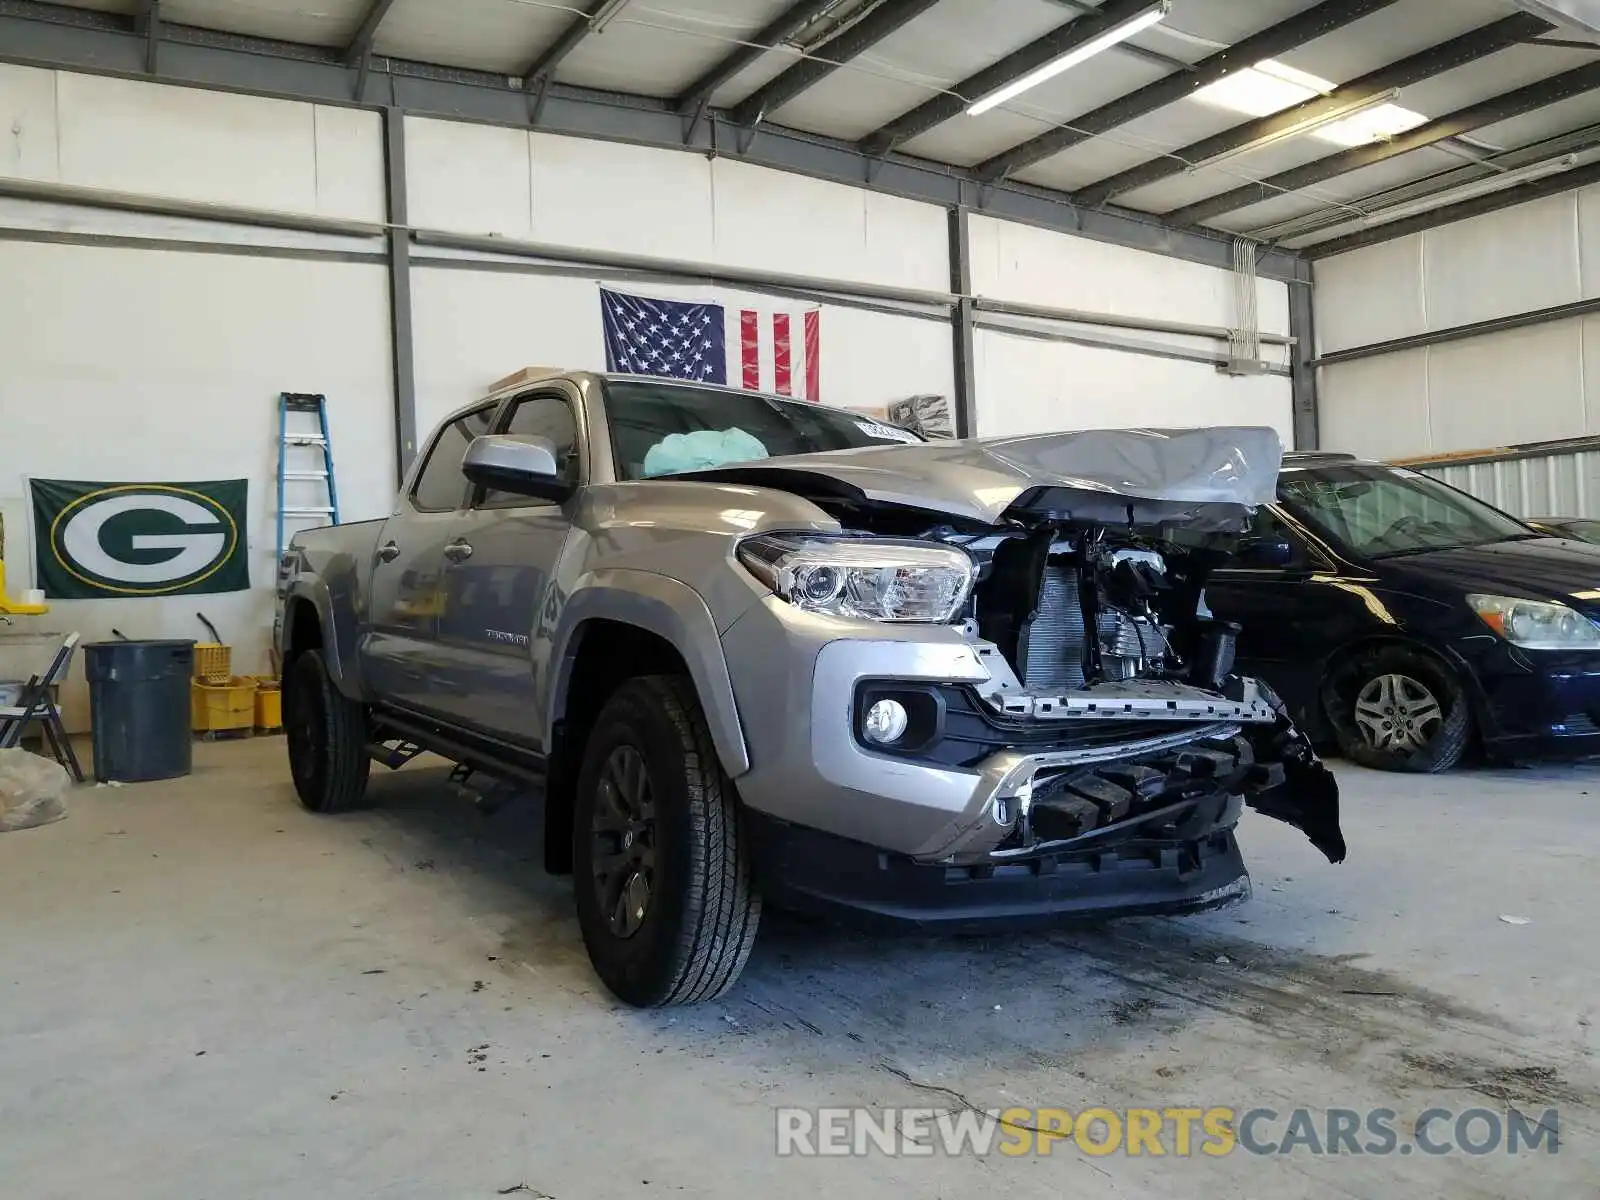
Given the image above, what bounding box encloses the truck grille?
[1019,563,1087,690]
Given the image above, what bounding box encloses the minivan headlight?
[737,534,976,623]
[1467,593,1600,650]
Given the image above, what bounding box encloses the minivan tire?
[285,649,372,813]
[1323,646,1472,773]
[572,675,761,1007]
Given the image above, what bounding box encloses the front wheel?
[285,649,371,812]
[572,675,760,1007]
[1324,646,1471,773]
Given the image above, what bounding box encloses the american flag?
[600,288,821,401]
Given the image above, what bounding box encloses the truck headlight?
[737,534,976,623]
[1467,593,1600,650]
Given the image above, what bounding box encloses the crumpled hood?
[675,426,1285,525]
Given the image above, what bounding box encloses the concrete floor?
[1,738,1595,1199]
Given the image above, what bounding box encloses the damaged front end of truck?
[692,426,1345,907]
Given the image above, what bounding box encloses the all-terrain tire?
[285,649,371,813]
[572,675,760,1007]
[1323,645,1471,774]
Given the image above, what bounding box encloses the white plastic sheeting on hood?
[981,427,1284,507]
[679,426,1285,525]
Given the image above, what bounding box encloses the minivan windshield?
[603,378,922,481]
[1278,463,1534,559]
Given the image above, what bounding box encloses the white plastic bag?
[0,747,69,832]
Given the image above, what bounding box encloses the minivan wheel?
[285,649,371,813]
[571,675,760,1007]
[1324,647,1471,773]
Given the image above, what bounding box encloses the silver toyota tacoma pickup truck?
[277,369,1345,1008]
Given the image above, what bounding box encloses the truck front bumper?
[745,810,1251,932]
[719,597,1272,863]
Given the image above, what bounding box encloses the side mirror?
[1237,536,1296,568]
[462,435,572,500]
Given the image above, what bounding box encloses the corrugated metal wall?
[1404,440,1600,518]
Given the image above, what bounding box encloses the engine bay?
[961,522,1241,692]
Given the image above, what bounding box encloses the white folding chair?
[0,632,83,782]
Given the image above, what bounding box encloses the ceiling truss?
[0,0,1598,256]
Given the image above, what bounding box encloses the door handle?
[378,541,400,563]
[443,540,474,563]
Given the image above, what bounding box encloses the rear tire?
[1323,646,1471,773]
[572,675,760,1007]
[285,649,371,813]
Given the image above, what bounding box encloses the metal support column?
[1288,277,1319,451]
[382,106,419,480]
[948,205,978,440]
[136,0,160,74]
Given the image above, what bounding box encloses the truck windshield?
[1278,463,1533,559]
[603,378,921,481]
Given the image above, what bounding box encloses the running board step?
[366,740,423,770]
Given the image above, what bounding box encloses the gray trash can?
[84,640,196,783]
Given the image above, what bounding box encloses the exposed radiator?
[1020,562,1087,690]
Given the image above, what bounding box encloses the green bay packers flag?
[30,479,250,599]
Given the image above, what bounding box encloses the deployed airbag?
[643,428,771,478]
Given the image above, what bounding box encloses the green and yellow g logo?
[48,485,240,597]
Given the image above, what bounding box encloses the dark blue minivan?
[1206,453,1600,772]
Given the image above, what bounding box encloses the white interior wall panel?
[1320,318,1599,461]
[0,241,396,732]
[403,117,950,296]
[968,213,1292,337]
[967,214,1294,444]
[1422,194,1580,331]
[1317,350,1431,462]
[1425,320,1587,450]
[975,330,1295,445]
[0,63,385,223]
[405,114,956,425]
[410,266,954,431]
[1314,183,1600,461]
[1312,236,1426,354]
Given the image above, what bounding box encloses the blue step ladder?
[275,392,340,566]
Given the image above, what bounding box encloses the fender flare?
[546,570,751,778]
[280,578,363,700]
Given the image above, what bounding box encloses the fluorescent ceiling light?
[1361,155,1581,226]
[1194,61,1332,118]
[1316,103,1429,147]
[1193,59,1429,149]
[1187,88,1401,172]
[967,1,1169,116]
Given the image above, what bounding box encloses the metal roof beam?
[523,0,630,89]
[1042,0,1194,72]
[1246,122,1600,244]
[860,0,1169,156]
[342,0,398,66]
[672,0,840,112]
[974,0,1400,183]
[1307,154,1600,258]
[1165,59,1600,226]
[728,0,943,131]
[0,0,1308,282]
[1071,12,1551,208]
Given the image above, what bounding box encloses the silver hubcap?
[1354,673,1444,753]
